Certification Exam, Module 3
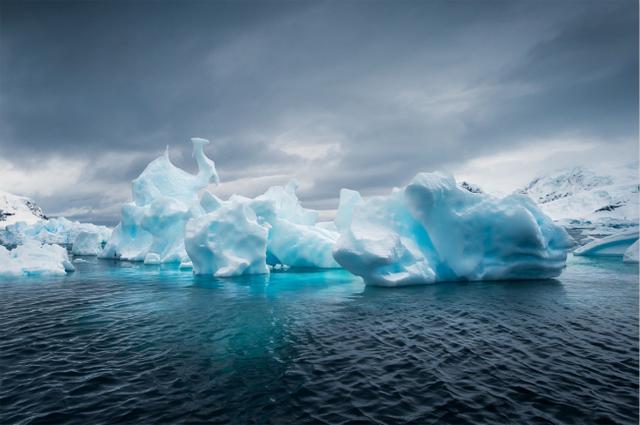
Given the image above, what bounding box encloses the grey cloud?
[0,0,637,225]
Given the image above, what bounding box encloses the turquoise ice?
[333,172,574,286]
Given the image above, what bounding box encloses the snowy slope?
[517,164,638,242]
[0,190,47,229]
[0,191,111,256]
[518,165,638,222]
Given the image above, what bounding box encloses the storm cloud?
[0,0,637,225]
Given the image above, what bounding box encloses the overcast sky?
[0,0,637,225]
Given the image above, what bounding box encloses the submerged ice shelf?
[93,138,575,285]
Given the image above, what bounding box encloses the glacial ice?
[334,189,364,233]
[100,138,219,263]
[185,181,339,276]
[0,239,75,276]
[574,229,639,257]
[0,217,111,255]
[185,200,269,276]
[266,219,338,268]
[333,172,574,286]
[251,181,339,269]
[72,231,103,256]
[100,138,337,274]
[93,137,577,283]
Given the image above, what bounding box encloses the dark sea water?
[0,256,638,424]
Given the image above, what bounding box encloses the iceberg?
[266,219,338,268]
[333,172,574,286]
[0,239,75,276]
[71,231,103,256]
[334,189,364,233]
[100,138,219,263]
[574,229,639,257]
[101,138,337,274]
[100,139,574,282]
[251,181,339,268]
[0,217,111,252]
[185,200,269,276]
[185,181,339,276]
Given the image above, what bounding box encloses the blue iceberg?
[102,138,338,276]
[186,181,339,277]
[100,139,573,283]
[574,229,639,258]
[0,239,75,276]
[333,172,574,286]
[100,138,219,263]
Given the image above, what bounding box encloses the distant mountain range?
[0,190,47,229]
[518,164,638,221]
[517,164,638,241]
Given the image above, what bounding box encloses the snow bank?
[0,239,75,276]
[0,190,46,229]
[518,165,639,244]
[519,165,638,223]
[333,172,574,286]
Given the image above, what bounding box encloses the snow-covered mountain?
[460,181,483,194]
[0,190,47,229]
[518,165,638,221]
[0,190,112,252]
[518,164,638,241]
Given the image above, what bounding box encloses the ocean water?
[0,256,637,425]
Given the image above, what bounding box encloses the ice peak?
[285,179,299,195]
[191,137,219,186]
[190,137,210,146]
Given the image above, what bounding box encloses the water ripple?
[0,256,637,424]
